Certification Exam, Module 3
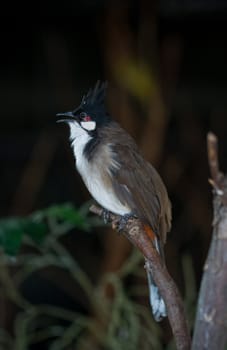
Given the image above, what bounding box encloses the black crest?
[82,81,108,107]
[76,81,108,116]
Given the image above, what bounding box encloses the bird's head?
[57,81,110,141]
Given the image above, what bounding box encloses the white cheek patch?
[81,121,96,131]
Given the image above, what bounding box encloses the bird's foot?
[101,208,111,224]
[113,213,137,232]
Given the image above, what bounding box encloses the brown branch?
[90,205,191,350]
[207,132,224,192]
[192,133,227,350]
[207,132,220,183]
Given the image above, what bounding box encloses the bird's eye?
[80,112,92,122]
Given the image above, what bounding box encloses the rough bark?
[192,133,227,350]
[90,205,191,350]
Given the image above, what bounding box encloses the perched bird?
[57,81,172,321]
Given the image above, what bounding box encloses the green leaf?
[0,219,23,255]
[21,219,48,244]
[44,203,91,231]
[0,217,48,255]
[0,202,99,256]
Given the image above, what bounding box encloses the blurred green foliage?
[0,203,98,256]
[0,203,196,349]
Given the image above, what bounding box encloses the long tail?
[143,224,167,321]
[145,260,167,322]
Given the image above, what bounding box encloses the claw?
[102,209,111,224]
[115,213,137,232]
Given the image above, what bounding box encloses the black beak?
[56,111,78,124]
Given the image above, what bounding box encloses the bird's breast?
[75,143,130,216]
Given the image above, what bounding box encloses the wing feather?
[109,136,171,243]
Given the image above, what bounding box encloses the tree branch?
[192,133,227,350]
[90,205,191,350]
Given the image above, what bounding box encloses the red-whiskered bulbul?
[57,81,172,321]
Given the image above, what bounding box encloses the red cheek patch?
[84,115,92,121]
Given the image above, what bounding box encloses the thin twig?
[90,205,191,350]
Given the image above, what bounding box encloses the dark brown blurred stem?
[207,132,220,182]
[192,133,227,350]
[90,205,191,350]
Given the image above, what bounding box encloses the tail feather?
[146,265,167,322]
[143,225,167,321]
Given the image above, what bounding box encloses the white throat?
[68,122,92,160]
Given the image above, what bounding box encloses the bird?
[57,81,172,321]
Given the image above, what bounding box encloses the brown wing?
[110,142,171,244]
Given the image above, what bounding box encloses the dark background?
[1,1,227,347]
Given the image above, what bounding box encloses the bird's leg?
[113,213,137,232]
